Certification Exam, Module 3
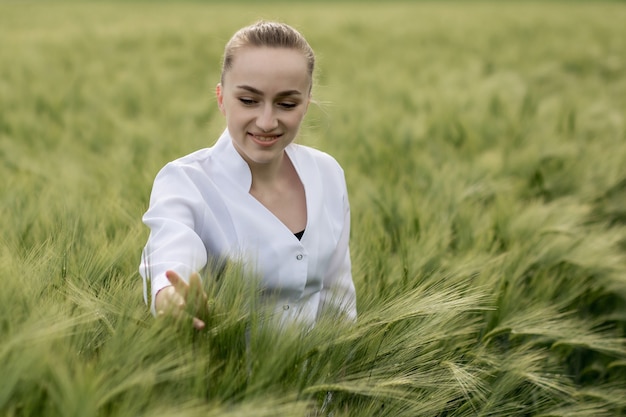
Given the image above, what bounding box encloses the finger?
[187,273,209,315]
[192,317,206,330]
[165,270,189,296]
[188,272,208,302]
[188,272,203,295]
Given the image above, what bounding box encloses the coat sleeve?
[317,173,357,322]
[139,163,208,315]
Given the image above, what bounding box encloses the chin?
[249,151,282,165]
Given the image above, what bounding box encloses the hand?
[155,270,208,330]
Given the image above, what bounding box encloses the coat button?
[283,304,290,310]
[296,254,303,260]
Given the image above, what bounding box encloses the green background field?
[1,2,625,416]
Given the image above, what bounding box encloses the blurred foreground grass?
[1,2,625,416]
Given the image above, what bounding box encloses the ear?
[216,83,226,115]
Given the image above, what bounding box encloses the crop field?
[1,1,626,416]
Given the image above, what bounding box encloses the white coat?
[139,129,356,325]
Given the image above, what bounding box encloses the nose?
[256,104,278,132]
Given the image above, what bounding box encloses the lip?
[248,132,282,147]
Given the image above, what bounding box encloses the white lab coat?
[139,129,356,325]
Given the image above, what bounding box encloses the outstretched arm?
[139,162,209,316]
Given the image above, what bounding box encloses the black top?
[294,230,305,240]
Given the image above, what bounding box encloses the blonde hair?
[220,21,315,86]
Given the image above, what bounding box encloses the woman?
[139,21,356,330]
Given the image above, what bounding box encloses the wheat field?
[1,1,625,416]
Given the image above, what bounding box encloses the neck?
[247,151,287,188]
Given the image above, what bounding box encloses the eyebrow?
[235,85,302,97]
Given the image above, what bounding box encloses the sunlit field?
[1,1,625,416]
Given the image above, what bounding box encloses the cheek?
[291,110,308,126]
[225,111,250,132]
[220,100,239,120]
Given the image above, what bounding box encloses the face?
[216,47,311,167]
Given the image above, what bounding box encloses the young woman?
[139,21,356,330]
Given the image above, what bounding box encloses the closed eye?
[238,98,257,106]
[277,102,298,110]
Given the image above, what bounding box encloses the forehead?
[224,47,310,93]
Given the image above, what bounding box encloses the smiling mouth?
[248,132,282,146]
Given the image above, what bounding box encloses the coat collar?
[210,129,324,241]
[212,129,253,191]
[212,129,307,192]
